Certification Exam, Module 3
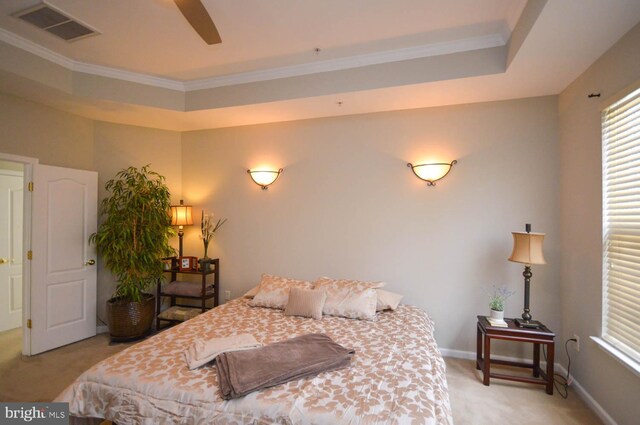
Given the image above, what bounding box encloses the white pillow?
[248,274,313,310]
[284,287,327,320]
[376,289,403,311]
[312,277,383,320]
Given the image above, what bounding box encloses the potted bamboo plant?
[90,165,175,340]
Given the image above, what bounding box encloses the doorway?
[0,160,23,333]
[0,153,99,356]
[0,153,38,355]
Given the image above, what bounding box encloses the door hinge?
[27,319,32,329]
[28,182,33,192]
[27,250,32,260]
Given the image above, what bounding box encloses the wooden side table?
[476,315,555,394]
[156,257,220,330]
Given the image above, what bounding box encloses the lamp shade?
[247,168,283,190]
[407,160,457,186]
[508,232,546,265]
[170,200,193,226]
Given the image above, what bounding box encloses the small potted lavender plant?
[489,286,515,321]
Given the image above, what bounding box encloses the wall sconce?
[406,160,457,186]
[170,199,193,257]
[247,168,283,190]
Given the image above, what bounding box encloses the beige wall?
[0,160,23,172]
[559,23,640,425]
[182,96,560,353]
[0,92,94,170]
[0,89,562,355]
[0,93,182,325]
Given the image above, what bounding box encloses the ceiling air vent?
[13,2,98,42]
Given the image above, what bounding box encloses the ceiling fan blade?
[174,0,221,45]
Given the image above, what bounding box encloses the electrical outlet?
[224,290,231,301]
[573,334,580,352]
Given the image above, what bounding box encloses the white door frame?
[0,152,38,355]
[0,168,24,332]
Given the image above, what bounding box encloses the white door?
[30,165,97,355]
[0,171,23,332]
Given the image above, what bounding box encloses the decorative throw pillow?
[248,274,313,309]
[284,287,327,320]
[312,277,384,320]
[375,289,403,311]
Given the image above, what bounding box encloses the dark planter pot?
[198,257,212,271]
[107,293,155,341]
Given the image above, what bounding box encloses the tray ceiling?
[0,0,639,130]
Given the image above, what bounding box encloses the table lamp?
[170,199,193,257]
[508,223,546,328]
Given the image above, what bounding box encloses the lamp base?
[515,319,543,329]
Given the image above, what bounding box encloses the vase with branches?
[200,210,227,261]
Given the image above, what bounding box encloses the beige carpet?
[446,357,602,425]
[0,328,602,424]
[0,328,136,402]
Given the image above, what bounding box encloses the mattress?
[56,298,453,424]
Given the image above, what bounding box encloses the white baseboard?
[554,363,617,425]
[96,325,108,334]
[440,348,618,425]
[440,348,550,365]
[440,348,476,360]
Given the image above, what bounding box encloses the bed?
[57,297,453,424]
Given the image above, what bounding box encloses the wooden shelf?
[157,306,202,322]
[164,268,216,275]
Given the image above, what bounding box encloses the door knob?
[85,259,96,266]
[0,258,7,264]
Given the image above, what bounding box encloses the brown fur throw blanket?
[216,333,355,399]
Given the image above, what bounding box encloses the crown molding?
[0,27,505,93]
[184,34,506,91]
[0,28,184,91]
[71,61,184,91]
[0,27,74,69]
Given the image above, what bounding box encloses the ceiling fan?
[174,0,221,45]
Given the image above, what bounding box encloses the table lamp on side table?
[170,199,193,257]
[508,223,546,328]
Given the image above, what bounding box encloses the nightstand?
[476,315,555,394]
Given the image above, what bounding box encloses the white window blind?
[602,86,640,364]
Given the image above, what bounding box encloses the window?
[602,86,640,365]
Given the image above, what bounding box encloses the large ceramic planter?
[107,293,155,341]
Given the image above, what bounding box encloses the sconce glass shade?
[407,160,457,186]
[247,168,283,190]
[508,232,546,265]
[170,200,193,227]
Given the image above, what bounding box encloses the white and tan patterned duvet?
[56,298,453,425]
